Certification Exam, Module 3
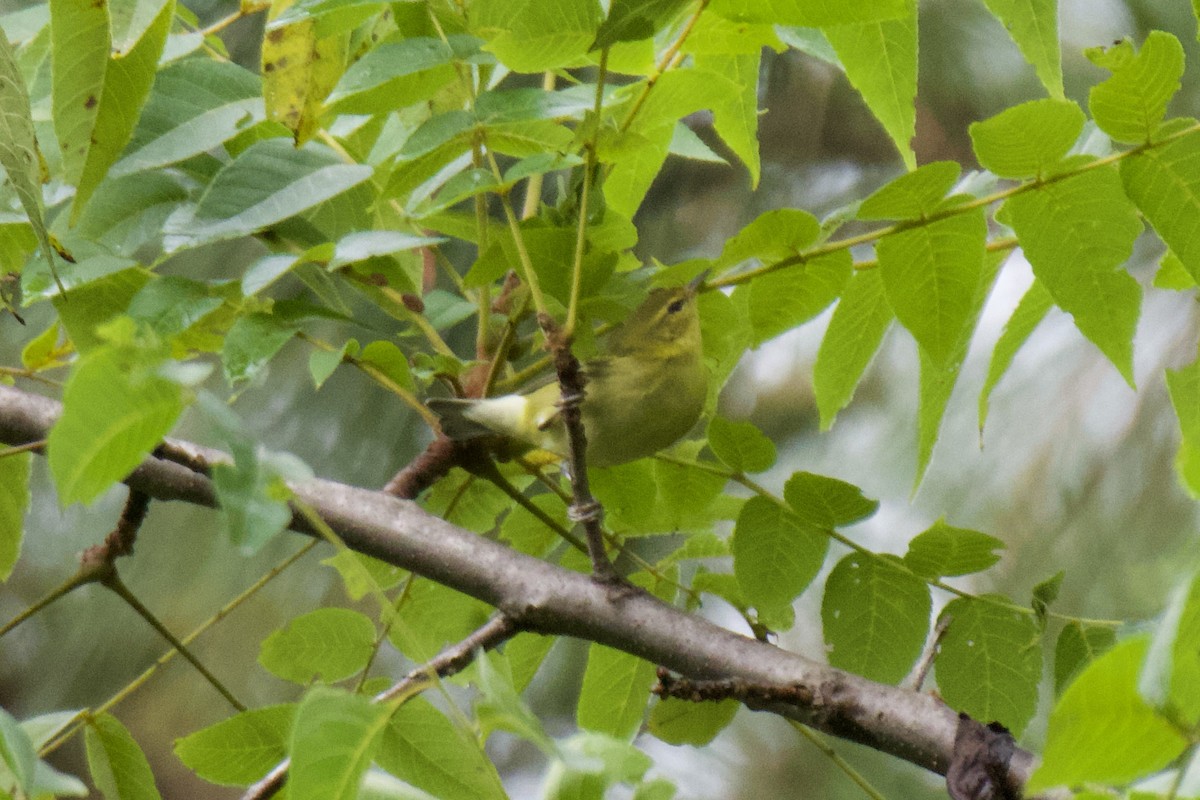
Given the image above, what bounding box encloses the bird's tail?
[426,398,496,440]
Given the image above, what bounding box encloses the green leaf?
[289,687,390,800]
[822,553,930,683]
[163,139,373,252]
[73,172,191,257]
[174,705,294,786]
[85,713,163,800]
[200,393,306,552]
[1005,167,1141,385]
[705,417,775,473]
[783,471,877,529]
[421,468,510,532]
[914,248,1002,483]
[732,496,827,615]
[824,4,918,170]
[648,456,727,531]
[327,34,483,113]
[601,123,672,218]
[969,99,1083,178]
[52,267,150,351]
[936,596,1041,734]
[498,493,564,557]
[112,57,262,176]
[58,0,173,220]
[1154,250,1196,290]
[1087,31,1184,144]
[577,644,658,740]
[684,13,784,55]
[1029,637,1187,791]
[222,312,299,386]
[48,346,184,506]
[648,697,739,746]
[902,520,1004,579]
[708,0,909,26]
[697,52,761,187]
[592,0,690,49]
[1031,570,1063,627]
[1054,622,1116,694]
[980,0,1063,98]
[375,696,506,800]
[813,268,894,430]
[387,579,492,663]
[473,653,553,750]
[878,207,986,367]
[1167,355,1200,498]
[0,28,59,286]
[49,0,109,192]
[505,633,556,693]
[592,460,658,533]
[322,549,405,601]
[126,276,226,341]
[262,2,347,144]
[743,251,852,345]
[1122,131,1200,283]
[309,341,349,389]
[0,452,29,581]
[264,0,386,33]
[0,707,36,796]
[258,608,377,684]
[472,0,601,71]
[978,278,1053,431]
[858,161,960,220]
[718,208,819,266]
[1141,570,1200,725]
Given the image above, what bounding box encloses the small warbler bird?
[428,274,708,467]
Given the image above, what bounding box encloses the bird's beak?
[686,269,710,295]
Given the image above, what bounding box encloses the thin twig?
[790,722,888,800]
[903,614,952,691]
[537,315,618,582]
[40,540,317,757]
[101,571,245,712]
[0,439,43,458]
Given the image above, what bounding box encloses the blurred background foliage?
[3,0,1200,797]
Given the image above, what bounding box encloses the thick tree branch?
[0,385,1036,795]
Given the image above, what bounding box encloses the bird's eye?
[667,299,685,314]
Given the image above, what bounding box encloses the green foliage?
[48,344,185,506]
[902,520,1004,579]
[375,696,506,800]
[85,713,163,800]
[258,607,377,684]
[0,452,29,580]
[6,2,1200,798]
[576,644,659,739]
[174,705,294,786]
[1030,638,1188,792]
[733,496,827,618]
[935,597,1041,735]
[648,697,739,746]
[289,687,391,800]
[822,554,930,684]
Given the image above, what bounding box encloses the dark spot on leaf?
[263,61,275,72]
[267,28,285,43]
[84,95,97,109]
[276,56,289,70]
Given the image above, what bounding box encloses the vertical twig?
[537,315,618,582]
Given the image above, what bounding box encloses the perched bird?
[428,273,708,467]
